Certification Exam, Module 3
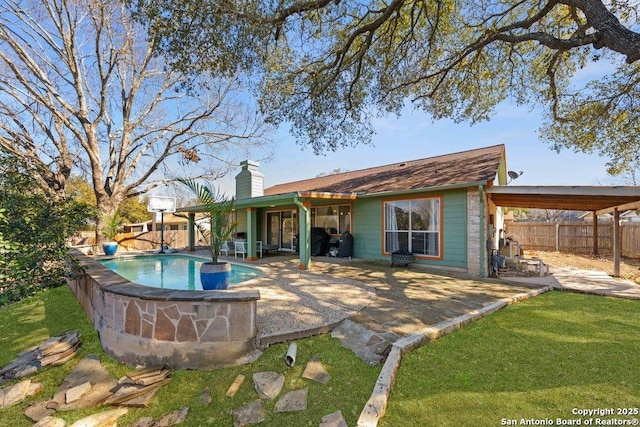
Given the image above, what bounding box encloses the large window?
[311,205,351,235]
[384,197,440,257]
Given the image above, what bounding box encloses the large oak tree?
[134,0,640,174]
[0,0,271,237]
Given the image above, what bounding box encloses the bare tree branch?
[0,0,272,236]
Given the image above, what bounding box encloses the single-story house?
[180,144,509,277]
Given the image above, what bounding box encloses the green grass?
[3,288,639,427]
[382,291,640,426]
[0,286,380,426]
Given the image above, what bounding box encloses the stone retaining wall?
[67,250,260,369]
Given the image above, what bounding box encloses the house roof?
[263,145,506,196]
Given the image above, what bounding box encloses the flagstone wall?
[466,189,482,276]
[67,250,260,369]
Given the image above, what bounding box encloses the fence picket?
[505,221,640,258]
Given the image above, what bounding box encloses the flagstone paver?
[232,400,265,426]
[68,407,128,427]
[301,356,331,385]
[152,406,189,426]
[201,387,212,405]
[24,401,56,422]
[50,354,118,411]
[275,388,308,413]
[32,416,66,427]
[320,410,348,427]
[0,379,41,408]
[252,371,284,400]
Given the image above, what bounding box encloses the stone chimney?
[235,160,264,199]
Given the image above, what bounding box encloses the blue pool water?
[99,255,261,290]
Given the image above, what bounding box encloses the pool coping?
[96,252,263,300]
[67,250,262,369]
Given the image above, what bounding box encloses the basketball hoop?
[147,196,176,213]
[148,197,176,253]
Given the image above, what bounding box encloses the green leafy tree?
[66,176,98,207]
[119,196,151,224]
[0,155,94,306]
[134,0,640,173]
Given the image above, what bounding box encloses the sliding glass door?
[266,210,297,251]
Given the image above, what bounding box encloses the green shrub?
[0,155,94,306]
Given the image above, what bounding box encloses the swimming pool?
[99,255,261,290]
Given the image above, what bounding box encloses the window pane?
[385,201,409,231]
[314,206,339,234]
[411,199,438,231]
[386,231,408,253]
[411,232,426,254]
[426,232,438,256]
[339,205,351,234]
[411,232,439,256]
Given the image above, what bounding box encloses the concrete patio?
[501,265,640,299]
[223,253,543,347]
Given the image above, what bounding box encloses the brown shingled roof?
[264,145,505,196]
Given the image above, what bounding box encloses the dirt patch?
[524,250,640,284]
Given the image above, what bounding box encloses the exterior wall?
[352,189,469,271]
[234,208,249,237]
[66,250,260,369]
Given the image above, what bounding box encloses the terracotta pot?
[200,261,231,290]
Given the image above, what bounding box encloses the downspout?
[478,185,486,277]
[294,195,311,270]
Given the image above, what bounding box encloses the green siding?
[442,190,468,268]
[351,189,468,269]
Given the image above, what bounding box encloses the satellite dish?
[507,170,523,183]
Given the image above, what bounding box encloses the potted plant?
[178,178,237,290]
[101,212,122,256]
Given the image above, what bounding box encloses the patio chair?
[220,241,231,256]
[234,241,247,259]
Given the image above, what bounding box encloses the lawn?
[0,285,380,426]
[382,291,640,426]
[2,286,639,426]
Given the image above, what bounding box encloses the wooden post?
[613,208,621,277]
[592,211,598,255]
[555,223,560,251]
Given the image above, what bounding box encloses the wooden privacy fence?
[116,230,191,251]
[505,221,640,258]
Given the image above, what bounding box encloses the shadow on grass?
[381,291,640,426]
[0,285,382,427]
[0,285,100,366]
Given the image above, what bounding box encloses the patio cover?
[486,185,640,277]
[486,186,640,212]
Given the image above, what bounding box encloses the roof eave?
[297,191,358,200]
[356,180,490,198]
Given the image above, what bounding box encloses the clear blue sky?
[216,102,613,194]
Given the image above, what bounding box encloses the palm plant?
[178,178,237,264]
[101,212,122,242]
